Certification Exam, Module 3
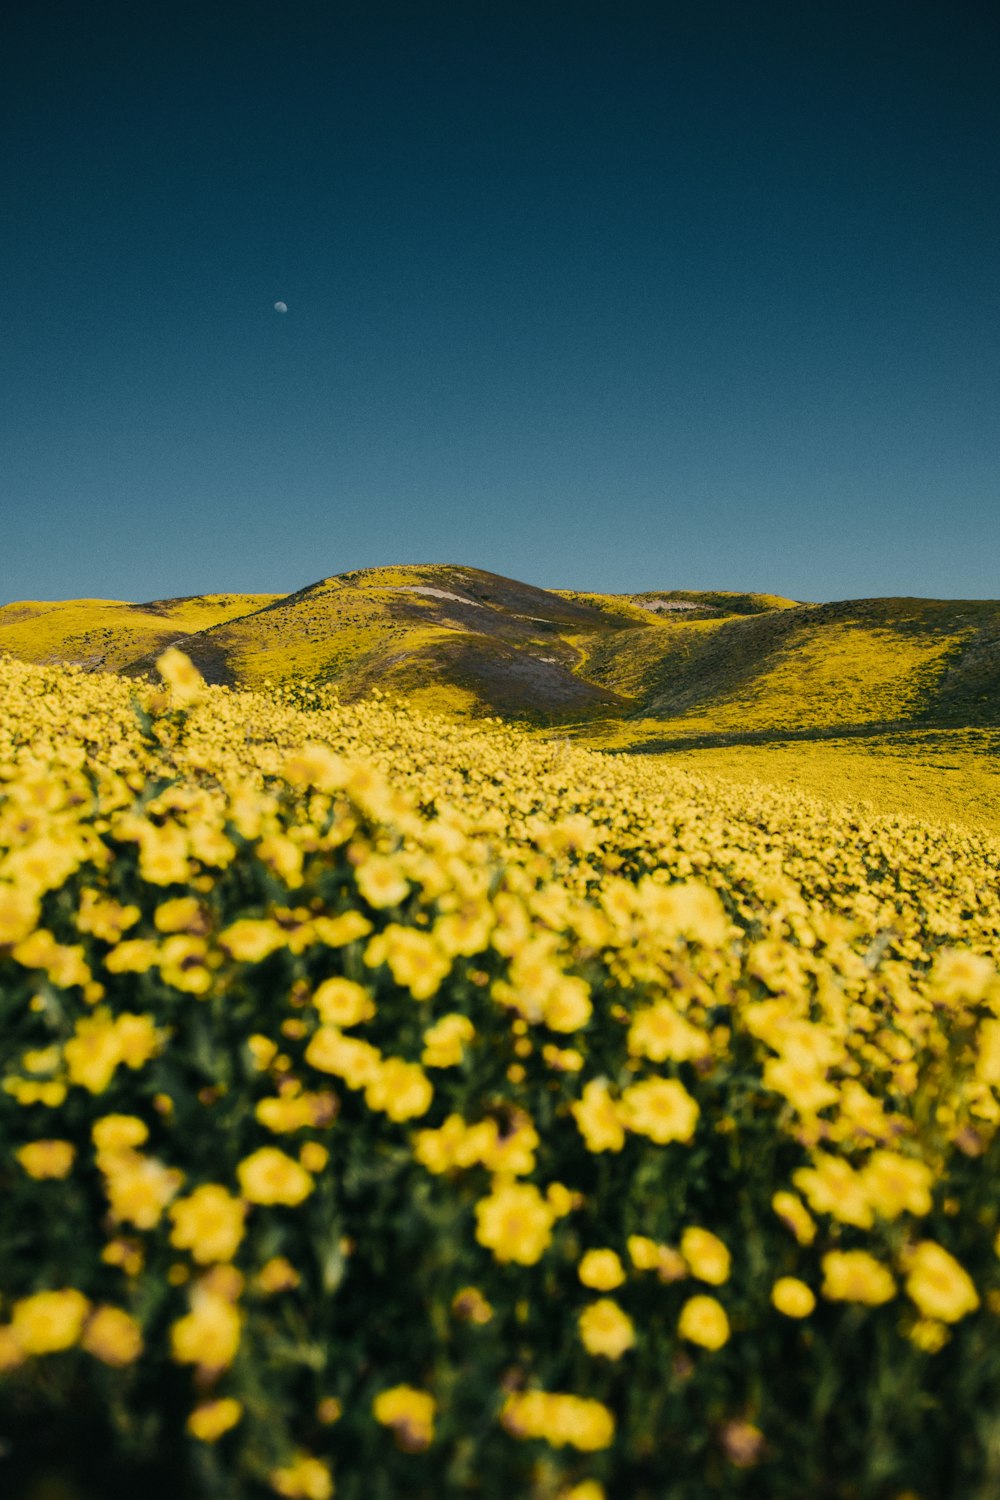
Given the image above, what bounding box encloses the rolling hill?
[2,565,998,740]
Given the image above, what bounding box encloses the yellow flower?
[237,1148,314,1206]
[187,1397,244,1442]
[620,1078,699,1145]
[156,646,205,707]
[794,1155,873,1230]
[501,1391,615,1450]
[678,1295,730,1350]
[81,1305,143,1366]
[270,1453,334,1499]
[356,854,411,909]
[560,1485,605,1500]
[771,1190,816,1245]
[247,1033,279,1069]
[220,919,285,963]
[542,975,592,1033]
[930,948,995,1005]
[312,976,375,1026]
[771,1277,816,1318]
[421,1012,475,1068]
[821,1250,895,1306]
[305,1027,382,1088]
[578,1249,626,1291]
[102,1152,183,1229]
[154,895,206,933]
[364,1057,434,1121]
[571,1079,625,1153]
[282,742,350,791]
[578,1298,636,1359]
[115,1012,161,1070]
[680,1227,731,1285]
[860,1151,934,1220]
[16,1139,75,1179]
[908,1317,950,1352]
[627,1002,709,1063]
[256,1093,335,1133]
[93,1113,149,1153]
[904,1242,979,1323]
[11,1289,90,1354]
[169,1184,247,1264]
[257,1256,302,1294]
[300,1142,329,1173]
[0,884,40,945]
[102,1237,144,1276]
[474,1181,555,1265]
[170,1289,242,1372]
[373,1384,437,1451]
[64,1011,122,1093]
[366,923,450,999]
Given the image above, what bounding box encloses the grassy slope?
[0,594,280,672]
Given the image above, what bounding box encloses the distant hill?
[0,593,280,674]
[2,566,998,737]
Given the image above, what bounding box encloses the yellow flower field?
[1,650,999,1499]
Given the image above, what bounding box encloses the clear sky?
[2,0,998,605]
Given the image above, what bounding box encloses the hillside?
[2,567,998,742]
[0,593,280,673]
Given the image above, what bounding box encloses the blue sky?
[2,0,998,604]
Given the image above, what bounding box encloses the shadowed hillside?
[121,565,633,724]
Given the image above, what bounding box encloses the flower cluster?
[0,651,999,1499]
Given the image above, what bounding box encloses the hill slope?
[0,593,280,673]
[2,567,998,737]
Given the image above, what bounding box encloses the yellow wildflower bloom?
[821,1250,895,1306]
[364,1056,434,1121]
[169,1184,247,1263]
[501,1390,615,1450]
[270,1453,334,1499]
[680,1227,731,1285]
[93,1114,148,1152]
[771,1278,816,1318]
[237,1148,314,1206]
[678,1295,730,1350]
[11,1289,90,1354]
[578,1249,626,1291]
[904,1242,979,1323]
[475,1180,555,1265]
[16,1139,75,1179]
[571,1079,625,1153]
[421,1012,474,1067]
[373,1384,437,1451]
[312,976,375,1026]
[81,1305,143,1366]
[620,1078,699,1144]
[187,1397,244,1442]
[170,1289,241,1372]
[578,1298,636,1359]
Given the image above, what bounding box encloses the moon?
[273,301,288,314]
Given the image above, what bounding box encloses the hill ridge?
[2,563,998,738]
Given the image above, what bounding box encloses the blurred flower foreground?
[1,648,999,1500]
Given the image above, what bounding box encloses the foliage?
[1,652,1000,1499]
